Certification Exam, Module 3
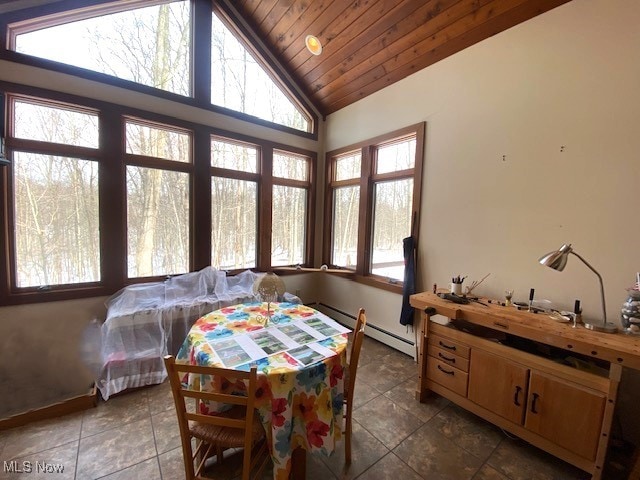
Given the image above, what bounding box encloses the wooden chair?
[344,308,367,464]
[163,355,269,480]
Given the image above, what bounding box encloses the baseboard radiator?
[312,302,417,359]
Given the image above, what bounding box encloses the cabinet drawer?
[428,345,470,372]
[428,333,470,359]
[426,357,468,397]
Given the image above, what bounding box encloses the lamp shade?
[305,35,322,55]
[538,243,573,271]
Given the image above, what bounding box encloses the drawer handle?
[437,364,455,376]
[530,393,540,414]
[438,352,456,363]
[513,386,522,406]
[439,341,456,351]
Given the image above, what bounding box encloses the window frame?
[0,82,317,305]
[209,135,261,270]
[323,123,425,293]
[270,149,314,268]
[4,94,103,296]
[0,0,318,139]
[123,116,194,280]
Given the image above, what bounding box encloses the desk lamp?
[538,243,617,333]
[253,272,285,325]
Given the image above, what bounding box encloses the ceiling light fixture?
[305,35,322,56]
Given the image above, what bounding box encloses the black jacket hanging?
[399,234,416,327]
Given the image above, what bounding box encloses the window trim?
[0,81,317,305]
[123,117,194,279]
[1,0,319,139]
[323,122,425,293]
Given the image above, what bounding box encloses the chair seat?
[189,406,265,448]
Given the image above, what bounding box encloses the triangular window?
[211,11,312,133]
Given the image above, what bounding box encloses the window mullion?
[192,0,212,104]
[193,125,211,271]
[100,108,126,291]
[258,147,273,270]
[356,146,373,276]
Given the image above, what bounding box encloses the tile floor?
[0,337,606,479]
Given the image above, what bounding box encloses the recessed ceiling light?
[305,35,322,56]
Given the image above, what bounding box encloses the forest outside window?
[325,123,425,288]
[6,0,315,135]
[210,9,312,133]
[271,150,311,267]
[10,97,101,289]
[210,137,258,270]
[11,1,191,97]
[125,119,192,279]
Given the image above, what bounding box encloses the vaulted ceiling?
[0,0,573,119]
[232,0,572,117]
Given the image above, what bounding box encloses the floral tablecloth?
[176,302,349,480]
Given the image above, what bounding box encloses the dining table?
[175,301,350,480]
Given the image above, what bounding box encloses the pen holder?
[450,283,462,295]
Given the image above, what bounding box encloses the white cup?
[451,283,462,295]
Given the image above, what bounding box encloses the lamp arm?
[570,251,607,323]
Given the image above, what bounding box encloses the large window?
[324,123,425,288]
[210,138,258,270]
[7,0,315,135]
[10,98,101,288]
[271,151,311,266]
[0,89,315,304]
[125,119,191,278]
[13,1,191,96]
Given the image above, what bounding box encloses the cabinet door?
[524,371,605,461]
[468,349,529,424]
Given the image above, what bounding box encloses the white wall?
[0,297,107,417]
[324,0,640,333]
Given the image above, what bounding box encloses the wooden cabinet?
[525,371,605,460]
[410,292,634,480]
[466,347,606,461]
[468,348,528,425]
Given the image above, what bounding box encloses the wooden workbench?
[410,292,640,480]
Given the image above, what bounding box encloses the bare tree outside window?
[211,138,258,269]
[271,185,306,266]
[14,2,191,96]
[14,152,100,288]
[371,178,413,280]
[210,12,310,132]
[126,166,189,278]
[12,100,100,288]
[211,177,257,270]
[332,186,359,268]
[125,120,191,278]
[330,151,361,269]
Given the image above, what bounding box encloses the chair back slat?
[185,412,246,429]
[182,389,249,406]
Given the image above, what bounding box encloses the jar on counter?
[621,290,640,330]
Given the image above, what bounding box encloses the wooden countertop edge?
[410,292,640,370]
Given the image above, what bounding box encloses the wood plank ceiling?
[234,0,572,117]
